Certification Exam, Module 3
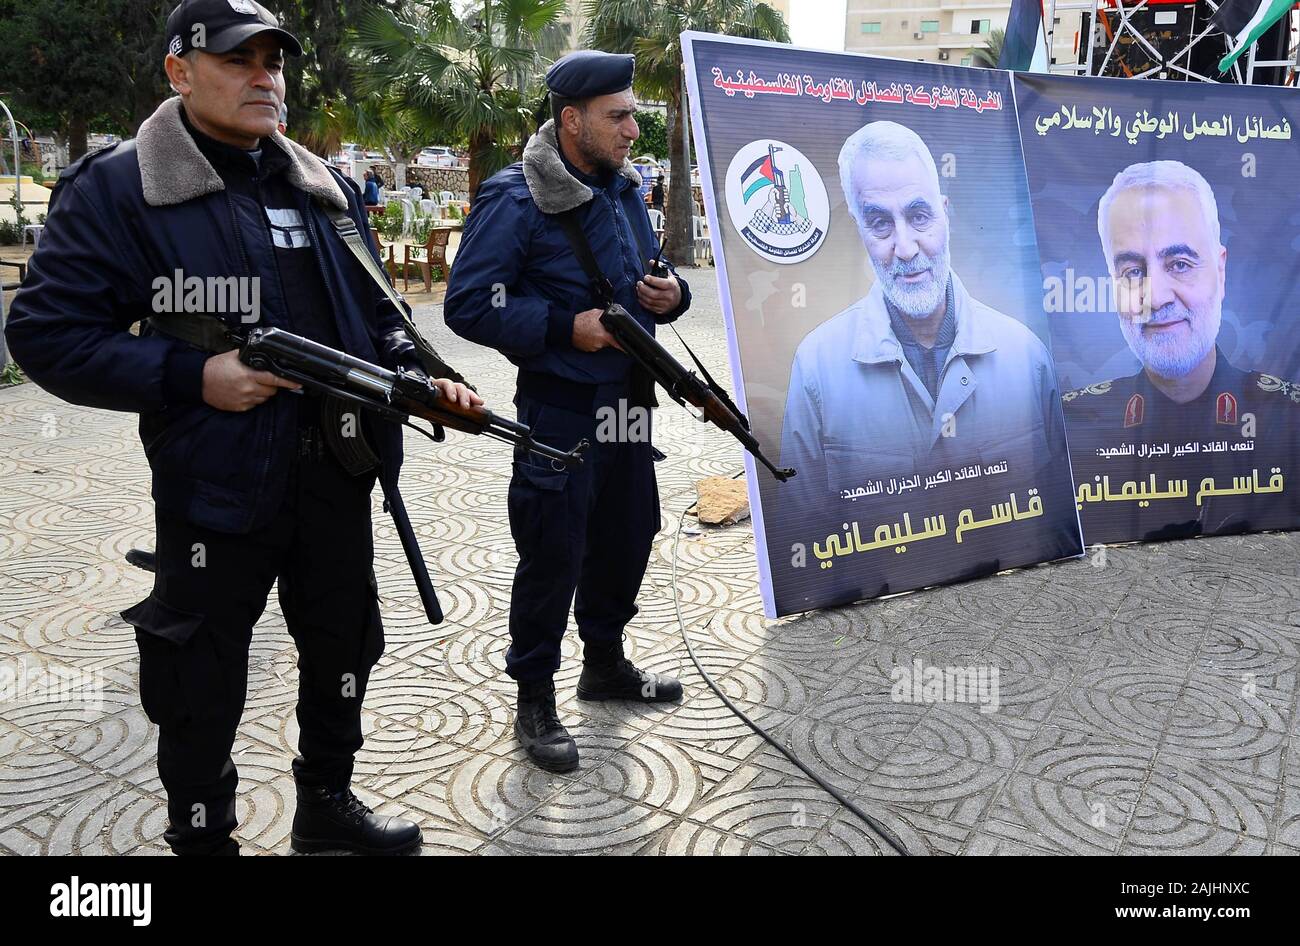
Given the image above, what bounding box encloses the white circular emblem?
[228,0,259,14]
[724,139,828,264]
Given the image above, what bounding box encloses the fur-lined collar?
[134,97,348,211]
[522,119,644,214]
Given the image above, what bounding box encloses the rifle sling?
[551,207,657,410]
[323,207,472,389]
[146,312,237,354]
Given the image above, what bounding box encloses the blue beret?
[545,50,635,99]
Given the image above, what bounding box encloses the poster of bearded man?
[684,33,1082,618]
[1015,73,1300,544]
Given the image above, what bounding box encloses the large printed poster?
[683,33,1083,619]
[1015,74,1300,544]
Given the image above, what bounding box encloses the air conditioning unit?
[938,50,950,60]
[913,31,924,39]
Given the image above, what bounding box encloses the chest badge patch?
[1123,393,1144,428]
[265,208,310,250]
[1215,391,1238,425]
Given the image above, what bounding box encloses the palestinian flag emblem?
[724,139,829,265]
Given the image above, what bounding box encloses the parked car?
[416,146,457,168]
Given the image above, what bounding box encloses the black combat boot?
[291,784,422,855]
[576,641,683,703]
[515,679,579,773]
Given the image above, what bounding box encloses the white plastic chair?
[692,215,711,265]
[647,208,664,236]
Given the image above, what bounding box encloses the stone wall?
[371,164,469,197]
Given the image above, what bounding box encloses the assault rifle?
[131,321,588,627]
[236,326,588,470]
[599,305,795,483]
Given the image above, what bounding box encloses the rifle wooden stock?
[599,306,795,482]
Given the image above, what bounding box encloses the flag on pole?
[999,0,1050,72]
[1211,0,1295,73]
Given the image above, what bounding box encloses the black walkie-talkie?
[647,235,670,279]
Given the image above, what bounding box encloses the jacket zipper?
[227,186,275,526]
[302,196,346,347]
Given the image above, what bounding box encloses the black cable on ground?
[668,490,912,856]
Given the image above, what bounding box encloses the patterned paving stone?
[1159,707,1287,778]
[962,832,1057,855]
[1014,725,1155,802]
[493,781,676,854]
[780,715,895,793]
[856,742,1011,829]
[1277,743,1300,849]
[980,773,1132,854]
[1134,753,1277,842]
[676,760,851,854]
[1045,686,1172,749]
[1119,820,1268,855]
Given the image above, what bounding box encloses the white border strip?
[681,30,779,617]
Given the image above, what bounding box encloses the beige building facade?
[844,0,1085,69]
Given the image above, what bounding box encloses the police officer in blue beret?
[445,50,692,772]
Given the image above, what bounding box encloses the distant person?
[651,175,665,212]
[363,169,381,206]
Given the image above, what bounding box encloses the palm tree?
[583,0,790,266]
[349,0,567,200]
[970,27,1006,69]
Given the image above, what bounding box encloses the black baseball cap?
[166,0,303,59]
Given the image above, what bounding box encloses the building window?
[961,55,972,66]
[921,20,939,32]
[978,18,991,34]
[861,21,882,33]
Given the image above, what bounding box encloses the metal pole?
[682,67,695,264]
[0,96,19,370]
[1,96,19,234]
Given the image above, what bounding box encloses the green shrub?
[0,195,31,245]
[0,361,25,386]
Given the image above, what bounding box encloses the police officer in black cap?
[445,50,692,772]
[6,0,479,854]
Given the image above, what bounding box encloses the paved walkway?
[1,275,1298,854]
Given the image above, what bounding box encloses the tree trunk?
[467,130,490,206]
[132,77,166,135]
[68,115,89,163]
[664,93,692,268]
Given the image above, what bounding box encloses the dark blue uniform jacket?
[443,120,689,385]
[5,98,421,534]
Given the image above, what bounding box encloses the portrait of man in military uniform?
[779,120,1070,506]
[1064,159,1300,540]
